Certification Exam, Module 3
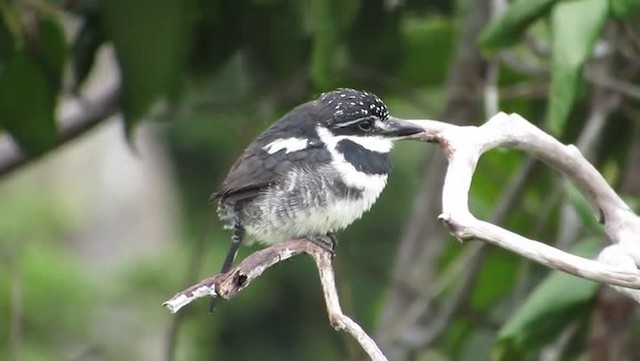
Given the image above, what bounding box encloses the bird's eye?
[358,119,374,132]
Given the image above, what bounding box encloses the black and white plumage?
[211,88,423,279]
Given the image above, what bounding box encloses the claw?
[309,233,338,258]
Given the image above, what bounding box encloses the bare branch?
[407,113,640,299]
[164,240,306,311]
[585,68,640,100]
[164,221,213,361]
[309,246,388,361]
[163,238,388,361]
[9,264,22,361]
[0,83,120,178]
[165,111,640,361]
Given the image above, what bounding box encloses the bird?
[209,88,423,305]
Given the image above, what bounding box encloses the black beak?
[380,117,424,139]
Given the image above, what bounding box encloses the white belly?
[247,174,388,245]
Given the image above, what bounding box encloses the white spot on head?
[263,137,308,154]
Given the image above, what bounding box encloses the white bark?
[164,239,388,361]
[409,112,640,299]
[165,112,640,361]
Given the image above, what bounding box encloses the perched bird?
[211,88,423,282]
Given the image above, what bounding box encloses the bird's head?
[315,88,424,145]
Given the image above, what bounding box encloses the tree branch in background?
[163,238,389,361]
[585,67,640,100]
[376,0,492,353]
[395,158,539,348]
[375,1,496,357]
[0,84,120,178]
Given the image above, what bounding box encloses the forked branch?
[410,113,640,300]
[165,112,640,361]
[163,238,388,361]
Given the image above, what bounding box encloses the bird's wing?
[211,139,329,203]
[211,100,326,202]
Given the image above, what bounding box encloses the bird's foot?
[308,234,338,258]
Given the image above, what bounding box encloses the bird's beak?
[379,117,425,139]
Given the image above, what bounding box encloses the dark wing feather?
[211,140,329,202]
[210,101,327,203]
[212,147,287,202]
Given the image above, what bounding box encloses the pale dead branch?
[165,112,640,361]
[410,113,640,298]
[163,238,388,361]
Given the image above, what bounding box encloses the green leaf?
[347,1,402,73]
[0,1,23,53]
[398,17,456,86]
[35,17,68,90]
[480,0,558,50]
[104,0,194,136]
[565,183,603,233]
[471,250,519,310]
[611,0,640,19]
[0,52,56,155]
[546,0,608,135]
[0,4,18,65]
[243,1,307,78]
[189,0,247,75]
[492,239,601,361]
[310,0,340,89]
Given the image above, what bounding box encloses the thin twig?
[498,52,548,76]
[585,68,640,100]
[9,264,22,361]
[0,84,120,178]
[400,250,482,347]
[164,238,388,361]
[484,61,500,118]
[309,248,388,361]
[540,322,579,361]
[164,221,212,361]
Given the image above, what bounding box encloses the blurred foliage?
[0,183,95,361]
[547,0,608,135]
[494,239,601,360]
[0,0,639,361]
[480,0,558,50]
